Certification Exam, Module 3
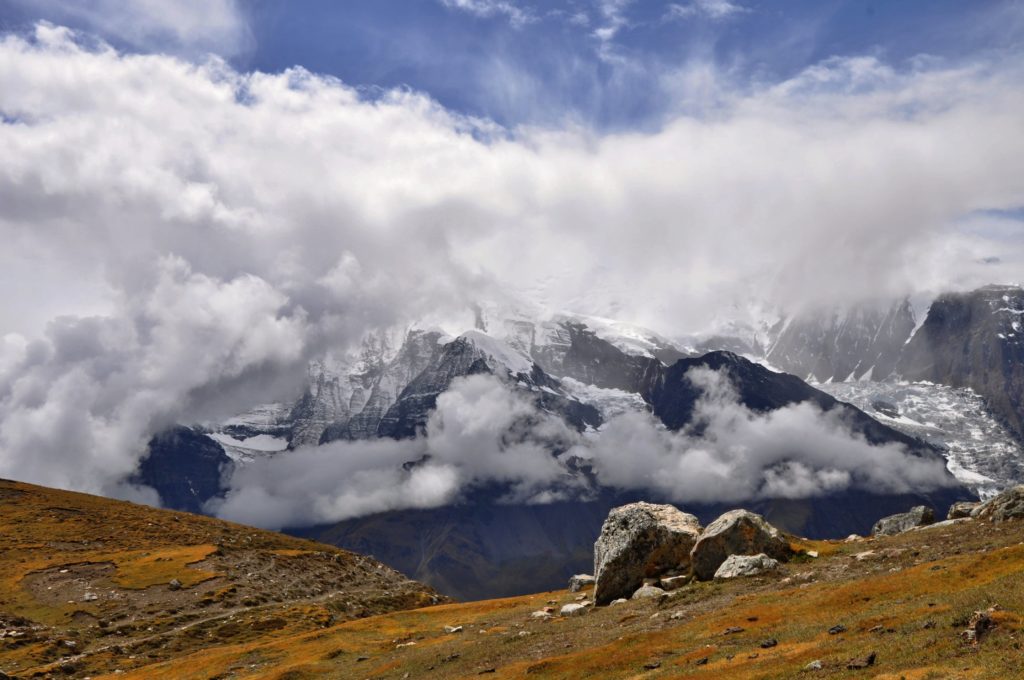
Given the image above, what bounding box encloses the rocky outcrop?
[568,574,594,592]
[871,506,935,536]
[767,299,916,382]
[947,501,981,520]
[971,485,1024,522]
[690,509,789,581]
[713,553,781,580]
[898,285,1024,443]
[135,427,232,514]
[593,502,702,605]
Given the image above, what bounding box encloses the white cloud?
[440,0,536,28]
[666,0,748,21]
[9,0,252,57]
[213,368,955,529]
[0,25,1022,498]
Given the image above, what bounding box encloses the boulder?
[871,506,935,536]
[971,485,1024,522]
[690,509,789,581]
[947,501,980,520]
[659,575,691,591]
[631,585,667,600]
[560,603,588,617]
[713,553,781,580]
[568,574,595,592]
[593,502,702,605]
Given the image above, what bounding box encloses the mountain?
[0,478,444,679]
[130,289,1024,600]
[898,285,1024,442]
[767,299,917,382]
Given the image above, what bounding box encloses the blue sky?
[3,0,1022,129]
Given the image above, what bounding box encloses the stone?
[760,638,778,648]
[631,585,667,600]
[846,652,877,670]
[690,510,789,581]
[947,501,981,520]
[971,485,1024,522]
[804,660,823,671]
[568,574,595,592]
[444,625,463,634]
[82,592,98,602]
[659,575,691,591]
[713,553,781,580]
[559,603,588,617]
[593,502,702,605]
[828,624,846,635]
[530,610,551,620]
[609,598,627,606]
[168,579,182,591]
[871,506,935,536]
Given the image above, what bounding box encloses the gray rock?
[971,485,1024,522]
[947,501,981,520]
[443,625,463,634]
[871,506,935,536]
[568,574,595,592]
[690,509,789,581]
[609,598,628,606]
[659,575,691,591]
[560,603,588,617]
[593,502,702,605]
[168,579,182,591]
[713,553,781,580]
[631,585,667,600]
[804,660,823,671]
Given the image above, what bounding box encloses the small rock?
[444,625,463,634]
[568,574,595,592]
[872,506,935,536]
[844,534,862,542]
[669,612,686,621]
[760,638,778,648]
[803,660,823,671]
[713,553,781,580]
[631,585,667,600]
[168,579,182,591]
[723,626,744,634]
[659,575,691,591]
[530,610,552,620]
[609,598,628,606]
[828,624,846,635]
[82,592,98,602]
[846,652,877,670]
[806,550,819,558]
[560,603,588,617]
[961,610,995,644]
[852,550,876,561]
[695,657,708,665]
[643,660,661,670]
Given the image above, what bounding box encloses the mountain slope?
[111,507,1024,680]
[0,479,444,679]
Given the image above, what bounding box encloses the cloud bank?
[213,369,954,530]
[0,24,1021,498]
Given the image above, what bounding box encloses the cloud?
[573,367,954,504]
[212,373,583,528]
[8,0,253,57]
[0,25,1022,498]
[213,368,955,529]
[440,0,536,28]
[665,0,748,21]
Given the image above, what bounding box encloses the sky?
[0,1,1022,511]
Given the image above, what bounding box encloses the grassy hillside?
[0,479,444,679]
[3,479,1024,679]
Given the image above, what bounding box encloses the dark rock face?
[767,300,916,382]
[643,351,938,455]
[871,505,935,536]
[136,427,231,514]
[530,321,665,392]
[319,330,447,444]
[897,285,1024,442]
